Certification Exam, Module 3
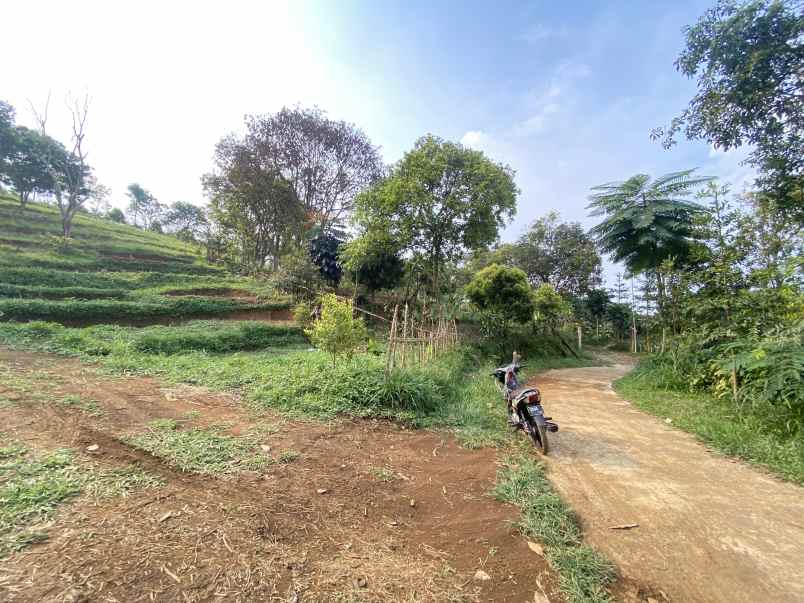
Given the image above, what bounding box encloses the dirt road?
[529,361,804,603]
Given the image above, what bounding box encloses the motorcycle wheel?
[529,421,549,454]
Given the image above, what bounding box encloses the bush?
[305,294,367,365]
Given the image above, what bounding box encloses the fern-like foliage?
[587,169,712,273]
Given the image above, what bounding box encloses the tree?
[465,264,534,326]
[243,106,383,230]
[30,93,94,237]
[512,211,602,295]
[203,134,305,270]
[585,288,611,336]
[305,293,368,366]
[609,272,629,304]
[86,176,111,215]
[163,201,209,242]
[126,183,164,229]
[588,170,711,313]
[1,126,66,207]
[653,0,803,209]
[309,227,345,286]
[353,135,518,298]
[340,233,406,301]
[107,207,126,223]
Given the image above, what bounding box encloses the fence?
[384,304,459,373]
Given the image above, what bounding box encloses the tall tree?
[243,106,383,229]
[30,93,93,237]
[1,126,66,208]
[163,201,209,242]
[653,0,804,211]
[203,135,304,270]
[352,135,518,297]
[588,170,711,312]
[126,183,163,229]
[512,211,602,295]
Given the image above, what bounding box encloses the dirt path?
[529,361,804,603]
[0,349,561,603]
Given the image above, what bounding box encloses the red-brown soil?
[0,349,562,603]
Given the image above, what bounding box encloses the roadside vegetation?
[494,454,616,603]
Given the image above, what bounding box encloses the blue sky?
[4,0,753,278]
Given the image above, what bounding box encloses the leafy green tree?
[353,135,518,297]
[465,264,534,324]
[1,127,66,208]
[532,283,571,330]
[164,201,209,242]
[126,183,164,230]
[107,207,126,223]
[340,237,405,298]
[585,288,611,336]
[306,293,368,366]
[512,211,602,295]
[653,0,803,209]
[203,134,304,270]
[588,170,711,313]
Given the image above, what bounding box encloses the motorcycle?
[492,353,558,454]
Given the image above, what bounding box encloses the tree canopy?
[352,135,518,297]
[244,106,383,229]
[465,263,534,325]
[653,0,803,207]
[513,211,602,296]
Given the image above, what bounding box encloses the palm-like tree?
[587,169,711,310]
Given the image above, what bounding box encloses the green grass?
[615,364,804,485]
[493,454,616,603]
[0,442,162,556]
[126,420,269,474]
[0,297,285,323]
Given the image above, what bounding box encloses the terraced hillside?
[0,195,291,325]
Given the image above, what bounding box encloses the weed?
[277,450,301,464]
[493,454,615,603]
[370,467,396,482]
[127,422,268,474]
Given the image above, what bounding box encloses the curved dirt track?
[529,361,804,603]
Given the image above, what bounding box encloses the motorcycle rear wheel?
[529,422,549,454]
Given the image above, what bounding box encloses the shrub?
[305,294,367,365]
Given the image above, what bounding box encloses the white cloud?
[460,130,486,148]
[518,103,561,135]
[520,24,569,45]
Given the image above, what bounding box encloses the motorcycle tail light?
[528,391,541,403]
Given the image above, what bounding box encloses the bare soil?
[528,358,804,603]
[0,349,561,603]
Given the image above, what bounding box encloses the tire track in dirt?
[528,361,804,603]
[0,348,563,603]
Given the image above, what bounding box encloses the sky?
[3,0,755,280]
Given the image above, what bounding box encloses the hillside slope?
[0,195,288,324]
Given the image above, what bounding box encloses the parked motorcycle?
[492,353,558,453]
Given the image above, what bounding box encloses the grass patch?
[493,454,615,602]
[0,297,275,323]
[615,364,804,484]
[57,394,104,416]
[0,442,162,557]
[127,420,269,474]
[370,467,397,482]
